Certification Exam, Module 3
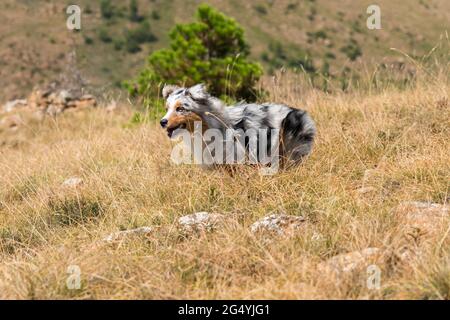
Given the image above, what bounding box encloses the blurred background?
[0,0,449,102]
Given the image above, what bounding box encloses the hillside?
[1,0,449,101]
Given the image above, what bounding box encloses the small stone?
[357,186,377,194]
[2,99,27,113]
[57,90,74,103]
[178,212,224,234]
[103,227,153,243]
[0,115,23,130]
[395,201,449,236]
[62,177,83,188]
[318,248,381,274]
[250,214,305,235]
[79,94,96,101]
[66,97,97,110]
[106,100,117,113]
[46,104,64,116]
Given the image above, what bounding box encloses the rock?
[383,202,450,267]
[27,89,50,109]
[0,115,23,130]
[178,212,224,234]
[250,214,305,235]
[26,88,97,114]
[62,177,83,188]
[66,94,97,110]
[46,104,64,116]
[2,99,27,113]
[357,186,377,194]
[106,100,117,113]
[57,90,74,103]
[394,201,449,236]
[80,94,95,101]
[318,248,381,274]
[103,227,153,243]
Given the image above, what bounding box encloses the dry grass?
[0,70,449,299]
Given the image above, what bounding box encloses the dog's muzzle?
[160,118,168,128]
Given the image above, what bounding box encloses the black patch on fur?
[191,96,210,107]
[234,119,246,130]
[233,113,275,163]
[281,109,315,163]
[282,110,309,137]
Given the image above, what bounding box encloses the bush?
[264,42,315,74]
[341,39,362,61]
[254,5,268,15]
[125,37,141,53]
[100,0,114,19]
[113,38,124,50]
[127,4,263,101]
[98,28,112,43]
[151,10,160,20]
[129,0,142,22]
[123,21,157,53]
[84,35,94,45]
[125,21,157,44]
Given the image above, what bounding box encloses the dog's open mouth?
[166,123,187,138]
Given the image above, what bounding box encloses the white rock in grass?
[0,114,23,130]
[319,248,381,274]
[2,99,27,113]
[395,201,449,235]
[62,177,83,188]
[250,214,305,235]
[357,186,377,194]
[178,212,224,234]
[103,227,153,243]
[105,100,117,113]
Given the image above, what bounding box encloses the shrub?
[129,0,142,22]
[123,21,157,53]
[125,37,141,53]
[151,10,160,20]
[100,0,114,19]
[84,36,94,45]
[340,39,362,61]
[127,4,263,101]
[285,3,298,13]
[264,42,315,74]
[98,28,112,43]
[325,51,336,59]
[113,38,124,50]
[254,5,268,15]
[125,21,157,44]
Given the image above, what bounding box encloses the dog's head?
[160,84,208,138]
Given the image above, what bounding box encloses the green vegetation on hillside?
[0,0,448,101]
[126,4,263,101]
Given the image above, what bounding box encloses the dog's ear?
[187,83,208,100]
[162,84,180,99]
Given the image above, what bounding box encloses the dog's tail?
[280,109,316,165]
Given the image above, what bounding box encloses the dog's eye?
[177,106,186,112]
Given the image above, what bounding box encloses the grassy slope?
[0,69,448,298]
[1,0,449,100]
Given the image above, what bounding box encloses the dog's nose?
[160,119,168,128]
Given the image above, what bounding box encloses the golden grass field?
[0,64,449,299]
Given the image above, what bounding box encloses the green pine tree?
[126,4,263,101]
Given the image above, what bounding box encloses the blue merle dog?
[160,84,316,168]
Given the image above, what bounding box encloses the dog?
[160,84,316,168]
